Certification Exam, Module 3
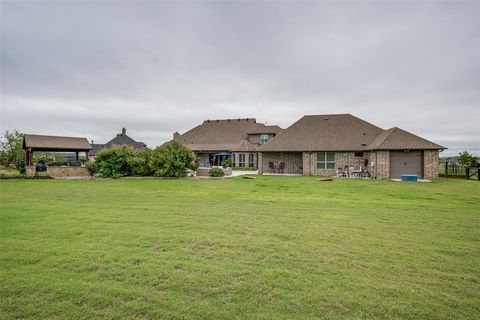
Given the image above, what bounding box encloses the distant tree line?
[457,151,479,167]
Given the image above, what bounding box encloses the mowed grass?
[0,177,479,319]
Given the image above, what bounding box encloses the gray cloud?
[1,1,479,155]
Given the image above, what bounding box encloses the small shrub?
[209,167,224,177]
[86,162,99,176]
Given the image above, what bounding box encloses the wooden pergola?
[23,134,92,166]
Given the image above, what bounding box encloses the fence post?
[445,161,448,177]
[465,166,469,180]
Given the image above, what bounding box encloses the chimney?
[91,140,94,144]
[121,127,126,136]
[173,131,180,141]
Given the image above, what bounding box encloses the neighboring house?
[257,114,445,179]
[173,118,283,168]
[89,128,147,157]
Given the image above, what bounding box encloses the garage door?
[390,151,423,179]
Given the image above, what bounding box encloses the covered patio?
[23,134,92,178]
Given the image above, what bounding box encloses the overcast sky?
[1,1,479,156]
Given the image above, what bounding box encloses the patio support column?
[75,151,79,163]
[257,152,263,174]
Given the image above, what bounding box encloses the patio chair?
[269,162,276,173]
[278,162,285,174]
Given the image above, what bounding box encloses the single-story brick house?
[174,118,282,168]
[257,114,445,179]
[89,128,147,157]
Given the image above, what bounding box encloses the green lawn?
[1,177,479,319]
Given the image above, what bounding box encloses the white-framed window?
[248,153,255,167]
[239,154,245,167]
[317,152,335,169]
[260,134,269,145]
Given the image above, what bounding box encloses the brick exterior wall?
[302,152,316,175]
[260,152,302,174]
[424,150,439,179]
[374,151,390,179]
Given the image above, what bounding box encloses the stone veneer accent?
[26,166,89,178]
[302,152,317,176]
[25,166,36,178]
[424,150,439,179]
[373,151,390,179]
[260,152,303,174]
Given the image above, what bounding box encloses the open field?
[1,177,479,319]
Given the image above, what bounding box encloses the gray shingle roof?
[258,114,444,152]
[258,114,384,152]
[179,118,282,152]
[367,127,445,150]
[23,134,91,151]
[89,128,147,156]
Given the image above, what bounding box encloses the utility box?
[401,174,418,182]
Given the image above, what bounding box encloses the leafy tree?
[151,141,196,177]
[457,151,478,167]
[94,145,136,177]
[0,130,24,168]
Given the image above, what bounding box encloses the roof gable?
[105,134,146,149]
[367,127,444,150]
[231,139,258,152]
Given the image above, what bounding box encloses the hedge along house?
[89,128,147,158]
[257,114,445,179]
[173,118,282,168]
[23,134,92,178]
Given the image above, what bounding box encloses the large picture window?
[260,134,269,145]
[248,153,255,167]
[317,152,335,169]
[239,154,245,167]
